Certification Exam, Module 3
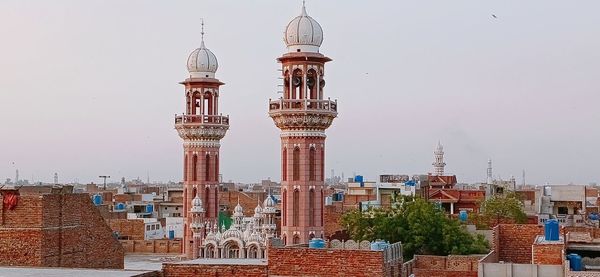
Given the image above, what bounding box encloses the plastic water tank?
[92,194,103,206]
[459,210,468,222]
[115,203,125,210]
[168,230,175,240]
[370,240,390,251]
[309,238,325,249]
[544,219,559,241]
[567,253,583,271]
[145,204,154,213]
[354,175,364,183]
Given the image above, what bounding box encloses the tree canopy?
[480,192,527,224]
[341,196,488,260]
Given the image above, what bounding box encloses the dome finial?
[301,1,307,15]
[200,18,206,48]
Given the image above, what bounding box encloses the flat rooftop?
[0,267,153,277]
[170,258,267,266]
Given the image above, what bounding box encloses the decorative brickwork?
[493,224,543,264]
[0,192,124,269]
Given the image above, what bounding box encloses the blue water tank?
[459,210,468,222]
[544,219,559,241]
[370,240,390,251]
[115,203,125,210]
[405,180,416,186]
[589,213,600,221]
[567,253,583,271]
[92,194,103,206]
[145,204,154,213]
[168,230,175,240]
[354,175,364,183]
[309,238,325,249]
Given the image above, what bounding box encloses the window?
[293,147,300,181]
[320,147,324,181]
[192,155,198,181]
[146,225,150,231]
[309,147,316,181]
[293,189,299,227]
[205,154,210,181]
[558,207,568,215]
[309,189,315,226]
[282,190,287,226]
[184,154,188,181]
[282,148,287,181]
[205,187,210,216]
[215,155,219,182]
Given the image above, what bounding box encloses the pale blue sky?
[1,1,599,184]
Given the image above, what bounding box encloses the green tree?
[341,197,489,260]
[480,192,527,224]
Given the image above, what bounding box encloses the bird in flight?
[492,14,497,19]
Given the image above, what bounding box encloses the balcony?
[174,114,229,125]
[268,98,337,113]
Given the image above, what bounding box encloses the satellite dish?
[292,76,302,87]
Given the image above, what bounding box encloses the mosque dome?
[263,195,276,208]
[190,195,204,213]
[283,3,323,53]
[187,40,218,78]
[254,204,263,215]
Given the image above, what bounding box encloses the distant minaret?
[487,159,493,185]
[432,142,446,176]
[53,173,59,184]
[15,169,19,185]
[522,169,526,188]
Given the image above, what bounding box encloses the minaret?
[487,159,493,185]
[176,21,229,258]
[432,142,446,176]
[269,3,337,245]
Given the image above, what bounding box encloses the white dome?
[254,204,263,215]
[190,195,204,213]
[187,41,219,78]
[284,4,323,53]
[263,195,276,208]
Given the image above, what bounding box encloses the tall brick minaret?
[176,22,229,258]
[269,3,337,245]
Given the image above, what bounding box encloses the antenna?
[99,175,110,190]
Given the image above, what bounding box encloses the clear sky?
[1,1,599,185]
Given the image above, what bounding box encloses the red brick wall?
[493,224,543,264]
[162,263,267,277]
[268,246,386,277]
[0,193,124,269]
[108,219,146,240]
[324,201,346,238]
[409,255,480,277]
[532,240,564,265]
[120,239,182,254]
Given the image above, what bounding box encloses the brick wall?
[108,219,146,240]
[493,224,543,264]
[324,201,346,238]
[0,192,124,269]
[268,246,388,277]
[408,255,481,277]
[120,239,182,254]
[162,263,267,277]
[532,236,564,265]
[219,191,267,216]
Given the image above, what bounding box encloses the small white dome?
[284,4,323,53]
[190,195,204,213]
[234,203,244,214]
[263,195,276,208]
[187,41,218,78]
[254,204,263,215]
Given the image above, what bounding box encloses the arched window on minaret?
[205,186,210,217]
[309,189,315,226]
[320,189,324,226]
[214,154,219,182]
[184,154,188,182]
[293,235,300,244]
[293,147,300,181]
[291,69,302,101]
[293,189,300,227]
[282,148,288,181]
[205,153,210,181]
[194,92,202,115]
[214,187,218,217]
[192,154,198,181]
[186,92,191,115]
[283,70,290,99]
[307,69,317,101]
[320,147,325,181]
[192,187,197,198]
[282,189,287,226]
[309,147,316,181]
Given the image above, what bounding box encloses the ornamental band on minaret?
[175,22,229,259]
[269,3,338,245]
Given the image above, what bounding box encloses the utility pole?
[99,175,110,190]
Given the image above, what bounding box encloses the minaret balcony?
[175,114,229,126]
[268,98,337,114]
